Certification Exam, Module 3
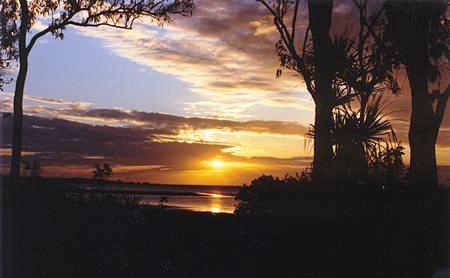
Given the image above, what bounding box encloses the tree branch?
[27,24,60,54]
[67,21,133,29]
[291,0,300,42]
[301,24,310,59]
[25,0,193,54]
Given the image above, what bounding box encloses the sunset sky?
[1,0,449,185]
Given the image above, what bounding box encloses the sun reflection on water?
[210,206,222,213]
[210,193,224,198]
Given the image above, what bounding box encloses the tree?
[0,0,194,185]
[0,0,17,91]
[92,164,104,180]
[103,162,113,179]
[258,0,394,182]
[1,2,194,277]
[259,0,400,183]
[327,0,399,180]
[331,96,397,179]
[257,0,337,181]
[21,160,43,177]
[0,55,13,90]
[306,0,335,181]
[92,163,113,180]
[383,0,449,187]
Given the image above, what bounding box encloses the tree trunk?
[308,0,335,181]
[406,63,439,188]
[9,50,27,184]
[3,51,28,278]
[313,101,334,180]
[384,0,446,189]
[3,1,29,277]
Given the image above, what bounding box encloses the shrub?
[234,173,311,216]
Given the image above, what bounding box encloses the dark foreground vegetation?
[2,176,449,278]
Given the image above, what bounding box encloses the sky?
[1,0,449,185]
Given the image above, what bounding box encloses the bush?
[234,173,311,216]
[68,192,142,208]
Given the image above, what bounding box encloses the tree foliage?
[383,0,449,83]
[0,0,17,90]
[92,163,113,180]
[258,0,402,181]
[1,0,194,55]
[0,0,194,82]
[381,0,449,135]
[21,159,43,177]
[381,0,449,186]
[235,173,310,216]
[331,96,397,177]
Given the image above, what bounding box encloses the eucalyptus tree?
[383,0,449,187]
[1,1,194,277]
[257,0,338,181]
[0,0,194,185]
[0,58,11,90]
[0,0,17,91]
[258,0,400,182]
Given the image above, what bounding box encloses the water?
[72,183,240,214]
[136,185,239,214]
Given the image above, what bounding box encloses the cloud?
[1,92,92,110]
[1,92,309,136]
[66,108,308,136]
[73,0,314,119]
[1,92,310,163]
[0,115,310,184]
[67,0,395,122]
[0,115,230,166]
[2,0,449,184]
[24,95,92,110]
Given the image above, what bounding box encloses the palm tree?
[331,96,397,179]
[258,0,396,183]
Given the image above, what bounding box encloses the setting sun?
[209,160,224,168]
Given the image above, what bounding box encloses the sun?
[210,207,221,213]
[210,160,224,168]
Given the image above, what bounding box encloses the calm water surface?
[138,185,239,214]
[74,183,240,214]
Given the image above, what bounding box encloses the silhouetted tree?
[103,163,113,179]
[0,0,17,91]
[259,0,398,183]
[0,9,17,90]
[21,160,43,177]
[0,0,194,185]
[346,0,400,113]
[370,141,405,189]
[235,173,308,216]
[331,96,397,179]
[382,0,449,187]
[0,57,12,90]
[92,163,113,180]
[1,2,194,277]
[327,0,399,180]
[307,0,335,181]
[257,0,338,181]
